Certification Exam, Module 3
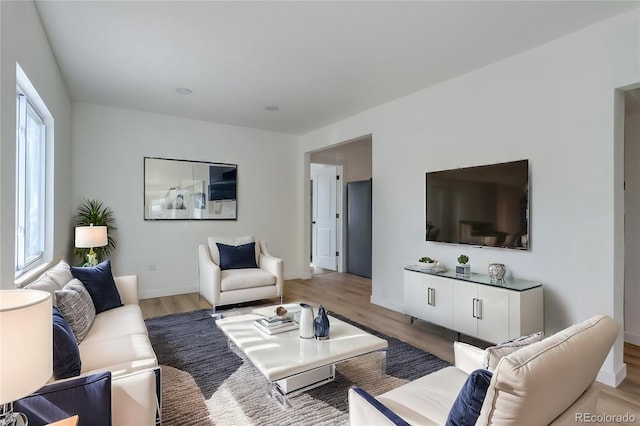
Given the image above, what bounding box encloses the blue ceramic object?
[314,305,330,340]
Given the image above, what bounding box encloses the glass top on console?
[404,265,541,291]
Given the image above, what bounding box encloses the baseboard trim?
[370,294,404,313]
[624,331,640,346]
[596,362,627,387]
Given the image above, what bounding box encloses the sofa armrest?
[114,275,139,305]
[198,244,221,305]
[110,368,159,426]
[15,372,112,426]
[349,387,413,426]
[454,341,486,374]
[259,241,283,296]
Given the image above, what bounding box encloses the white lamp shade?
[0,289,52,404]
[75,225,108,248]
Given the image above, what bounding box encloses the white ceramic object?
[298,303,315,339]
[418,260,439,269]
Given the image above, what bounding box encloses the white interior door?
[312,166,337,270]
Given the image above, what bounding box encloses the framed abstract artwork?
[143,157,237,220]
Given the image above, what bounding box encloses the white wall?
[625,91,640,345]
[298,10,640,386]
[72,103,302,298]
[0,1,72,289]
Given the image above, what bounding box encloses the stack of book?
[253,316,298,335]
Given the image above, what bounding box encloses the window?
[15,81,47,276]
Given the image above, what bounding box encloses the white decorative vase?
[298,303,315,339]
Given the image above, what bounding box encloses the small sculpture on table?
[314,305,330,340]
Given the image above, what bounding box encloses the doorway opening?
[308,135,373,278]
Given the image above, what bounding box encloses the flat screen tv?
[426,159,529,250]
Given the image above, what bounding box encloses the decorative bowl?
[418,260,439,269]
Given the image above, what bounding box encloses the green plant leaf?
[73,198,117,265]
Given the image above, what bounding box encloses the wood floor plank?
[139,271,639,417]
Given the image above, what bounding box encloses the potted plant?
[456,254,470,276]
[74,198,117,265]
[418,256,438,270]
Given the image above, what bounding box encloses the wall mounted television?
[426,159,529,250]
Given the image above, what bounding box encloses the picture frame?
[144,157,237,220]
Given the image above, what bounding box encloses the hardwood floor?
[140,271,640,421]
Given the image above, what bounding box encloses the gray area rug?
[146,309,450,425]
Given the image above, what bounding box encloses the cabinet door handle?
[428,288,435,306]
[472,298,482,319]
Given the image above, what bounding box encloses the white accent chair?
[198,236,283,316]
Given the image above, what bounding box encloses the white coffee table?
[215,304,388,407]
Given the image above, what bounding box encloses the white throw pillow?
[483,331,544,371]
[207,236,260,266]
[25,274,61,306]
[45,260,74,288]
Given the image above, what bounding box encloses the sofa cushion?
[71,259,123,314]
[208,235,260,266]
[482,331,544,371]
[26,274,61,306]
[14,371,111,426]
[45,260,74,288]
[82,305,148,344]
[52,307,81,379]
[445,369,493,426]
[55,279,96,343]
[477,315,619,425]
[217,242,258,270]
[377,366,468,426]
[79,334,157,376]
[220,268,276,291]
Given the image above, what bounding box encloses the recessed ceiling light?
[265,106,279,112]
[175,88,193,95]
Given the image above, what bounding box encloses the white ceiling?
[35,1,639,135]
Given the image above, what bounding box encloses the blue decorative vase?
[314,305,330,340]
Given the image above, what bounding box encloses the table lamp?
[0,290,52,426]
[75,224,108,266]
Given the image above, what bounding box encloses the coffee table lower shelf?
[272,364,336,407]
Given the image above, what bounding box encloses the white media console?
[404,266,543,344]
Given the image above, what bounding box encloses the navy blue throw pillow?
[15,371,111,426]
[217,242,258,270]
[52,307,81,379]
[71,259,122,314]
[446,369,493,426]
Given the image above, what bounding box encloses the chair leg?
[210,305,223,319]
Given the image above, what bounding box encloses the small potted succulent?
[418,256,439,270]
[456,254,470,276]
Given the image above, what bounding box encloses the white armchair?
[198,236,283,316]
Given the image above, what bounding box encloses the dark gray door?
[347,179,372,278]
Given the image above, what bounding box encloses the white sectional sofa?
[25,261,160,426]
[349,315,619,425]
